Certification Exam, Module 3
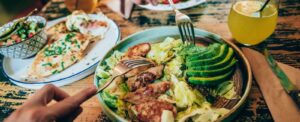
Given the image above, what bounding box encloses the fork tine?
[182,23,189,43]
[122,59,151,68]
[189,22,196,45]
[185,22,192,43]
[130,63,152,68]
[123,59,149,64]
[126,62,151,68]
[178,23,185,42]
[123,60,150,65]
[187,22,195,45]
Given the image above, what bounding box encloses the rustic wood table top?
[1,0,299,121]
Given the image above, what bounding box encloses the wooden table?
[1,0,299,121]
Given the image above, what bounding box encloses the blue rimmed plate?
[2,15,120,89]
[138,0,206,11]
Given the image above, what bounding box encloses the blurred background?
[0,0,48,25]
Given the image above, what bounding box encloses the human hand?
[4,84,97,122]
[132,0,159,5]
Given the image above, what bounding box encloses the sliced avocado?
[188,69,234,86]
[186,43,221,61]
[188,48,235,70]
[186,59,237,77]
[186,45,229,67]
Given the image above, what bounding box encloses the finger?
[47,86,97,119]
[146,0,152,4]
[24,84,69,106]
[132,0,142,4]
[150,0,158,5]
[56,107,83,122]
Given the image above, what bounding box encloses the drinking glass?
[228,0,278,46]
[228,0,299,105]
[65,0,99,13]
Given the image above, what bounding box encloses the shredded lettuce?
[96,65,110,79]
[101,91,117,108]
[101,78,129,112]
[104,77,127,97]
[214,80,239,99]
[164,56,184,80]
[161,110,175,122]
[97,51,127,112]
[176,103,229,122]
[97,51,124,85]
[147,37,182,64]
[170,75,205,108]
[191,103,229,122]
[178,43,207,56]
[116,99,127,117]
[208,80,239,99]
[105,51,124,69]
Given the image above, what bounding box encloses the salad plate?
[94,26,252,121]
[2,14,120,89]
[138,0,206,11]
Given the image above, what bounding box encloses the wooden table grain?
[1,0,299,121]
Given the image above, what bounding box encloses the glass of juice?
[228,0,300,103]
[65,0,99,13]
[228,0,278,46]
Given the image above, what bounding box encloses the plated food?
[28,11,109,79]
[0,19,45,47]
[2,10,120,88]
[96,36,242,121]
[159,0,188,4]
[0,16,47,59]
[138,0,206,11]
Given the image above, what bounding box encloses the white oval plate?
[2,15,120,89]
[138,0,206,11]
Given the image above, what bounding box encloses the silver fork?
[96,59,152,93]
[168,0,195,44]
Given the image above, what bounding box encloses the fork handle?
[168,0,180,13]
[96,74,120,93]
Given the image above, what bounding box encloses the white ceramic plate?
[138,0,206,11]
[2,15,120,89]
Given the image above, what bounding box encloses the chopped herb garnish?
[65,33,75,42]
[44,45,65,57]
[42,62,52,67]
[61,62,65,70]
[52,70,59,74]
[71,56,76,62]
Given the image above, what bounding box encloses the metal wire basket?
[0,16,47,59]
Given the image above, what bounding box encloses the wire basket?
[0,16,47,59]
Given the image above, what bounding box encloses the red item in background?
[161,0,181,4]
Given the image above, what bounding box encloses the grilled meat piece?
[122,56,156,78]
[127,65,164,91]
[125,64,153,78]
[123,81,171,104]
[123,43,151,58]
[146,65,164,78]
[132,100,177,122]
